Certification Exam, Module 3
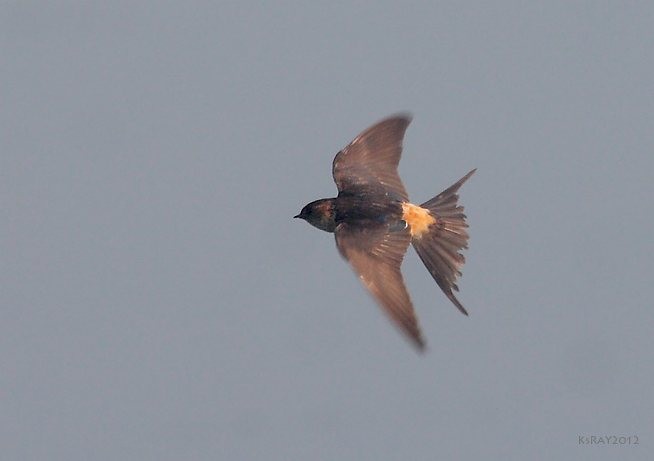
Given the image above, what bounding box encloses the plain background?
[2,2,653,460]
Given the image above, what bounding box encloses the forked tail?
[411,169,476,315]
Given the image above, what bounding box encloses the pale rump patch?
[401,202,436,238]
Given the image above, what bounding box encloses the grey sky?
[2,2,653,460]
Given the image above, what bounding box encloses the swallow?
[294,114,475,350]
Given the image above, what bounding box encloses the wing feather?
[335,222,424,350]
[332,115,411,200]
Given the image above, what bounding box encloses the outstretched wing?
[332,115,411,201]
[334,221,424,350]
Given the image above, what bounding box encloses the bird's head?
[294,198,336,232]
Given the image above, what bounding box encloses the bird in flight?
[294,114,475,351]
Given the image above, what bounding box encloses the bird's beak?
[293,214,301,219]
